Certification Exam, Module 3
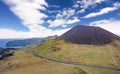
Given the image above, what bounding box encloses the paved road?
[29,50,120,71]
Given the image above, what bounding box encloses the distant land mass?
[6,38,44,48]
[5,35,58,48]
[0,39,15,48]
[61,25,120,44]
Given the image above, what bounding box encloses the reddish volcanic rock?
[61,25,120,44]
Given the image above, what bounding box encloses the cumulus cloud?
[76,0,106,13]
[66,17,80,24]
[80,0,106,9]
[3,0,48,25]
[84,7,117,18]
[0,27,70,39]
[48,17,80,28]
[48,8,80,28]
[56,8,76,19]
[49,5,60,8]
[73,4,79,8]
[48,19,66,28]
[84,2,120,18]
[89,19,120,36]
[2,0,70,38]
[114,2,120,7]
[0,28,35,39]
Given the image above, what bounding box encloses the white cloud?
[89,19,120,36]
[66,17,80,24]
[84,7,117,18]
[22,24,70,37]
[95,0,106,3]
[49,5,60,8]
[84,2,120,18]
[57,8,76,19]
[48,19,66,28]
[53,28,71,36]
[47,10,60,14]
[1,0,70,38]
[76,0,106,13]
[48,16,80,28]
[48,8,80,28]
[114,2,120,7]
[0,28,35,39]
[0,27,70,39]
[79,0,106,8]
[73,4,79,8]
[3,0,48,25]
[77,9,85,13]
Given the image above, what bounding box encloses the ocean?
[0,39,23,48]
[0,39,11,48]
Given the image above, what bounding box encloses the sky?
[0,0,120,39]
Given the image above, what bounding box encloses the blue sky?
[0,0,120,39]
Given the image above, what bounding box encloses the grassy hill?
[34,39,120,74]
[0,50,87,74]
[0,39,120,74]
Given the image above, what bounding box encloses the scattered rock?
[0,49,14,60]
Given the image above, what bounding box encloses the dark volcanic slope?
[61,25,120,44]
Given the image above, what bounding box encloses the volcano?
[61,25,120,44]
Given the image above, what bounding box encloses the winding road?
[29,49,120,71]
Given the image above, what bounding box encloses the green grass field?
[0,39,120,74]
[34,39,120,74]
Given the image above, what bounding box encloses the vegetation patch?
[70,67,87,74]
[50,46,61,52]
[53,54,64,60]
[82,52,95,59]
[19,39,120,74]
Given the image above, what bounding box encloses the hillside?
[0,39,120,74]
[0,48,87,74]
[61,25,120,44]
[33,39,120,74]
